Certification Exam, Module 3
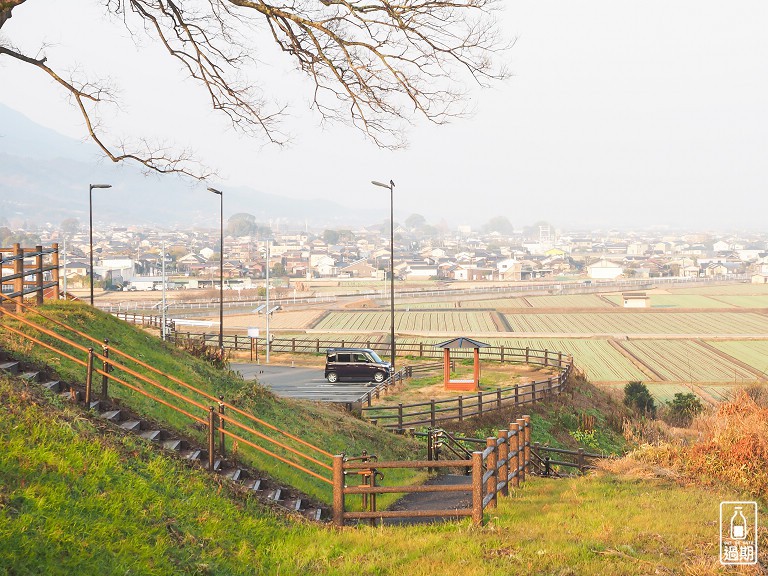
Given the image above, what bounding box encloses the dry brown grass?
[626,389,768,499]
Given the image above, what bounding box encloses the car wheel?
[327,372,338,383]
[373,371,386,383]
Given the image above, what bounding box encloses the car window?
[354,353,369,362]
[327,353,336,363]
[337,353,352,363]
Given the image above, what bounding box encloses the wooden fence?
[168,330,570,367]
[362,359,571,430]
[333,416,531,526]
[0,244,60,311]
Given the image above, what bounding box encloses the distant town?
[2,218,768,293]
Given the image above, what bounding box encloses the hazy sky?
[1,1,767,231]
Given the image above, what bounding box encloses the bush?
[623,381,656,418]
[664,392,704,427]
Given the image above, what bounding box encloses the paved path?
[382,474,473,525]
[232,363,375,403]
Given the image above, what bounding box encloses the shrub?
[665,392,704,427]
[623,381,656,418]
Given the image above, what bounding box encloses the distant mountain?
[0,104,369,229]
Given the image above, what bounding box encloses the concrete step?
[245,479,262,492]
[162,439,186,451]
[224,468,243,482]
[0,361,20,375]
[181,449,203,461]
[140,430,165,442]
[267,489,282,502]
[20,371,39,383]
[42,380,62,393]
[282,499,303,512]
[303,508,324,522]
[120,420,143,432]
[88,400,102,411]
[100,410,123,422]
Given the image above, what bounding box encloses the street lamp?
[371,179,396,372]
[89,183,112,306]
[207,187,224,355]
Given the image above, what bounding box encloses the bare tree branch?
[0,0,508,173]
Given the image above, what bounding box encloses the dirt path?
[382,474,473,525]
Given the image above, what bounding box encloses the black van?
[324,348,392,383]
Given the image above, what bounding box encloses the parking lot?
[232,363,376,403]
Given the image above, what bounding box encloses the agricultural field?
[523,294,615,308]
[312,310,499,333]
[707,340,768,376]
[603,293,735,308]
[678,283,768,295]
[619,340,758,383]
[707,294,768,308]
[502,311,768,335]
[397,297,531,309]
[224,309,324,330]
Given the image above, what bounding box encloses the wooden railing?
[362,360,571,430]
[169,331,570,367]
[0,295,333,487]
[0,244,60,311]
[332,416,531,526]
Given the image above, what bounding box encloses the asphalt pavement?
[232,363,375,403]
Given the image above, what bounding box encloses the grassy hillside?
[0,301,421,503]
[0,373,761,576]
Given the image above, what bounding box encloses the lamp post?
[371,179,396,372]
[89,183,112,306]
[207,187,224,355]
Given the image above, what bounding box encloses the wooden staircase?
[0,354,327,522]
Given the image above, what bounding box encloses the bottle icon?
[730,506,747,540]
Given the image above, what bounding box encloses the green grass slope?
[0,301,420,503]
[0,374,757,576]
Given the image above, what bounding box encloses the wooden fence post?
[486,437,498,509]
[51,243,60,299]
[398,404,403,429]
[471,451,484,526]
[525,347,529,363]
[478,391,483,416]
[101,339,110,399]
[84,347,94,406]
[577,448,585,473]
[500,345,505,363]
[514,384,519,406]
[218,396,226,456]
[496,389,502,409]
[34,245,43,305]
[458,396,464,421]
[208,407,216,471]
[13,243,22,313]
[523,415,531,477]
[516,418,526,484]
[333,455,345,527]
[498,429,509,497]
[511,423,520,488]
[544,349,549,366]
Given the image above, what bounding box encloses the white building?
[587,259,623,280]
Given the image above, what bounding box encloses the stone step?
[224,468,243,482]
[0,361,20,375]
[181,449,203,461]
[62,388,82,402]
[162,439,186,451]
[20,371,39,383]
[42,380,62,393]
[303,508,324,522]
[282,499,303,512]
[245,479,262,492]
[88,400,102,411]
[267,489,282,502]
[100,410,123,422]
[140,429,164,442]
[120,420,143,432]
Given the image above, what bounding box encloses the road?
[232,363,375,403]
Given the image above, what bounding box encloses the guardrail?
[0,294,333,487]
[332,416,531,526]
[531,443,610,476]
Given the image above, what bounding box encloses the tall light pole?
[207,187,224,355]
[265,237,271,364]
[372,179,396,372]
[89,183,112,306]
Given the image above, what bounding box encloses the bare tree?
[0,0,508,177]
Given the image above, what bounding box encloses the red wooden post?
[498,429,509,497]
[473,347,480,388]
[35,245,43,305]
[486,437,497,509]
[13,243,22,312]
[333,455,345,527]
[443,347,450,387]
[51,243,60,299]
